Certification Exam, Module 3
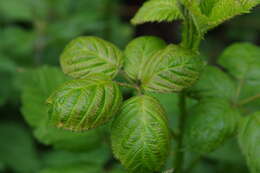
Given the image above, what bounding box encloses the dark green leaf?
[0,122,39,173]
[184,99,240,153]
[188,66,236,100]
[238,112,260,173]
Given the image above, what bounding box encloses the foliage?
[0,0,260,173]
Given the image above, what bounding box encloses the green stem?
[116,82,137,89]
[238,94,260,106]
[175,92,187,173]
[180,4,202,52]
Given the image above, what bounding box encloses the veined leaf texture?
[47,74,122,132]
[111,95,170,173]
[60,36,123,79]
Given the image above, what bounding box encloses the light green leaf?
[47,73,122,131]
[60,36,123,79]
[140,44,203,93]
[188,66,236,100]
[238,112,260,173]
[199,0,219,16]
[0,122,39,173]
[124,36,167,81]
[208,0,260,30]
[184,99,240,153]
[131,0,183,25]
[111,95,170,173]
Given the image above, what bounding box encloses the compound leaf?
[111,95,170,173]
[184,99,240,153]
[47,73,122,132]
[60,36,123,79]
[131,0,183,25]
[140,44,203,93]
[124,36,166,82]
[238,112,260,173]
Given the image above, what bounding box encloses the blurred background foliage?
[0,0,259,173]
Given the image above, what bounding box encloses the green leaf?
[124,36,167,82]
[39,163,102,173]
[238,112,260,173]
[40,144,110,173]
[60,36,123,79]
[21,66,68,127]
[188,66,236,100]
[199,0,219,16]
[20,66,103,151]
[0,0,33,21]
[0,122,39,173]
[34,121,102,152]
[111,95,170,173]
[0,56,16,106]
[218,43,260,112]
[218,43,260,81]
[208,0,260,30]
[47,73,122,131]
[131,0,183,25]
[140,44,203,93]
[206,138,245,164]
[184,99,239,153]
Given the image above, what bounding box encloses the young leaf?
[188,66,236,100]
[140,44,203,93]
[111,95,170,173]
[47,74,122,132]
[199,0,219,16]
[124,36,167,82]
[238,112,260,173]
[60,36,123,79]
[208,0,260,30]
[131,0,183,25]
[184,99,239,153]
